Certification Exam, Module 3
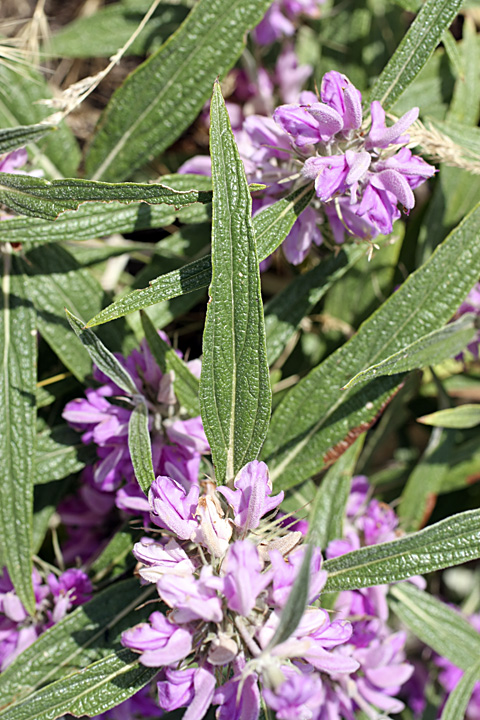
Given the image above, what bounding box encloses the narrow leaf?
[389,583,480,670]
[307,437,364,549]
[418,404,480,429]
[263,203,480,491]
[441,661,480,720]
[0,173,212,221]
[369,0,464,110]
[86,187,312,327]
[141,311,200,417]
[0,124,53,156]
[128,400,155,495]
[323,508,480,592]
[0,252,36,615]
[0,650,157,720]
[343,314,476,389]
[66,310,138,395]
[199,82,271,484]
[267,545,312,650]
[85,0,275,181]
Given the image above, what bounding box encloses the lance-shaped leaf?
[0,579,154,708]
[441,661,480,720]
[141,310,200,417]
[0,172,212,221]
[0,650,157,720]
[323,508,480,592]
[0,124,53,156]
[267,545,312,650]
[66,310,138,396]
[262,203,480,491]
[307,437,364,550]
[418,404,480,429]
[343,313,476,390]
[370,0,464,110]
[85,0,275,182]
[389,583,480,670]
[0,202,194,246]
[128,400,155,495]
[86,186,313,327]
[199,83,271,484]
[0,252,36,615]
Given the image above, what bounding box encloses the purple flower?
[253,0,324,45]
[214,659,260,720]
[0,148,28,174]
[454,282,480,360]
[158,666,216,720]
[157,566,223,624]
[263,671,325,720]
[217,460,284,532]
[435,613,480,719]
[222,540,272,616]
[149,475,199,540]
[122,611,192,666]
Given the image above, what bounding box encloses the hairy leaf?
[323,508,480,591]
[0,172,212,221]
[85,0,275,181]
[369,0,463,110]
[199,83,271,483]
[0,252,36,615]
[128,400,155,495]
[0,124,52,156]
[418,404,480,429]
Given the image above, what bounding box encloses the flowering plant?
[1,1,480,720]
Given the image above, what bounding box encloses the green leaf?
[398,425,455,530]
[441,661,480,720]
[199,82,271,484]
[265,245,365,366]
[24,244,124,382]
[343,314,476,389]
[0,203,191,247]
[323,508,480,592]
[307,437,364,550]
[35,423,95,485]
[0,65,80,178]
[85,0,275,181]
[90,526,139,582]
[418,404,480,429]
[49,1,188,58]
[86,187,312,327]
[262,203,480,492]
[0,252,36,615]
[0,650,157,720]
[0,579,154,708]
[267,545,313,650]
[389,583,480,670]
[0,124,53,156]
[446,16,480,126]
[66,310,138,395]
[369,0,463,110]
[141,310,200,417]
[0,172,212,221]
[128,400,155,495]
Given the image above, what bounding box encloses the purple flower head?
[122,611,192,666]
[263,671,325,720]
[454,282,480,360]
[158,666,216,720]
[157,566,223,624]
[149,475,199,540]
[0,148,28,174]
[214,657,260,720]
[217,460,284,532]
[253,0,324,45]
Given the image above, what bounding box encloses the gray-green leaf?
[199,82,271,484]
[418,404,480,429]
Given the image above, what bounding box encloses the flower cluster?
[122,460,359,720]
[254,0,324,45]
[251,71,435,255]
[324,476,418,717]
[0,566,91,670]
[63,334,209,515]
